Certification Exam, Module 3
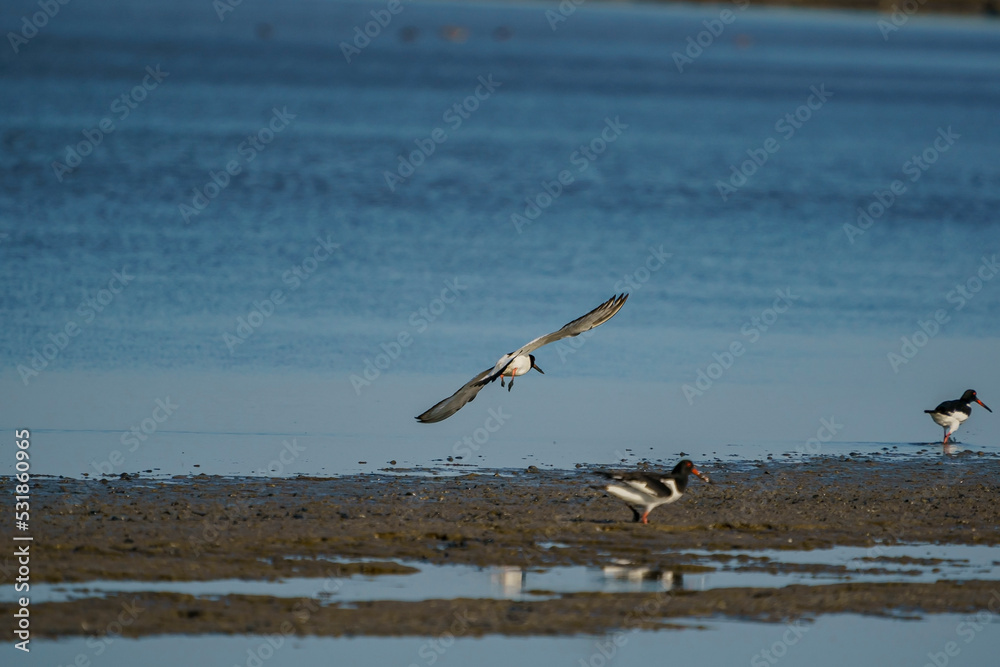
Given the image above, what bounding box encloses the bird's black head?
[673,459,711,483]
[962,389,992,413]
[529,354,544,375]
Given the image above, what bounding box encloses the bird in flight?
[924,389,991,446]
[415,294,628,423]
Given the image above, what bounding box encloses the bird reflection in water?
[602,561,685,591]
[491,566,524,598]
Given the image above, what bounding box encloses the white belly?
[931,412,966,432]
[495,354,532,376]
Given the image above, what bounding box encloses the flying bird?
[598,460,711,524]
[415,293,628,423]
[924,389,991,446]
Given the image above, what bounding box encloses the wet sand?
[22,582,1000,638]
[8,454,1000,636]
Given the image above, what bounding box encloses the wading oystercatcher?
[598,459,710,524]
[924,389,992,445]
[415,294,628,423]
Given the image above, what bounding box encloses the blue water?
[2,0,1000,477]
[10,543,999,605]
[3,2,1000,663]
[25,616,1000,667]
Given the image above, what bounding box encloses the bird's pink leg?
[641,512,649,525]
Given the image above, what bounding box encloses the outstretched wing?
[415,367,495,423]
[417,294,628,422]
[482,293,628,383]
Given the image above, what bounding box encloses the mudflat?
[9,454,1000,637]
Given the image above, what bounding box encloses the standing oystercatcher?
[925,389,992,445]
[416,294,628,423]
[598,459,711,524]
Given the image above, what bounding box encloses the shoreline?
[17,455,1000,581]
[8,456,1000,636]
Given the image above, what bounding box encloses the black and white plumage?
[415,294,628,423]
[599,459,711,524]
[924,389,992,445]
